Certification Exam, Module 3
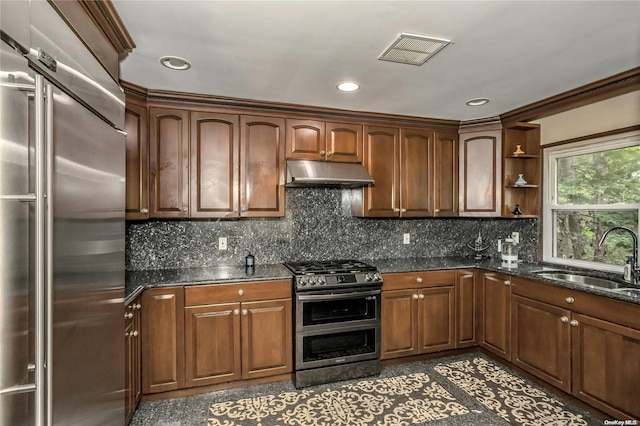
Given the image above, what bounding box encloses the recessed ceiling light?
[466,98,490,106]
[336,81,360,92]
[160,56,192,70]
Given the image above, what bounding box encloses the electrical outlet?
[218,237,227,250]
[511,232,520,244]
[403,233,410,244]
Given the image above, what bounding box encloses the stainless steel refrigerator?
[1,2,126,424]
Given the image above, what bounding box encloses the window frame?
[542,130,640,272]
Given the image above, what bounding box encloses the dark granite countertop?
[368,256,640,305]
[125,257,640,306]
[125,264,293,305]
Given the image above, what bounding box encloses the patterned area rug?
[208,356,591,426]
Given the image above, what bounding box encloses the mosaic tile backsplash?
[126,188,538,270]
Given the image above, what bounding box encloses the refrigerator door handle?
[0,383,37,396]
[45,80,54,426]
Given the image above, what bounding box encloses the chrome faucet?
[598,226,639,284]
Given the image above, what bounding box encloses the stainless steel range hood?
[286,160,374,188]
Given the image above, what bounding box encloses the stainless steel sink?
[612,288,640,298]
[534,272,626,289]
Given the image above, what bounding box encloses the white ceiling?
[112,1,640,122]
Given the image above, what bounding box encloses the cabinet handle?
[434,209,440,213]
[565,297,574,304]
[134,303,141,310]
[140,208,148,214]
[124,312,133,319]
[319,150,326,156]
[182,207,188,212]
[238,289,244,296]
[412,294,419,300]
[125,332,129,337]
[131,330,139,337]
[241,309,248,316]
[400,208,407,212]
[327,151,333,157]
[570,320,579,327]
[233,309,240,316]
[419,294,425,300]
[394,208,400,212]
[416,277,423,283]
[560,316,569,323]
[504,280,511,286]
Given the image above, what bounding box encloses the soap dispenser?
[501,237,519,268]
[624,256,634,282]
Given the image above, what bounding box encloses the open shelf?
[502,122,541,218]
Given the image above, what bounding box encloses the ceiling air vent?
[378,33,451,66]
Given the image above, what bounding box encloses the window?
[543,131,640,271]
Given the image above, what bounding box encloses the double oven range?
[284,260,383,388]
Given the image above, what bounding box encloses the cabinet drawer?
[383,270,456,291]
[185,279,292,306]
[512,276,640,330]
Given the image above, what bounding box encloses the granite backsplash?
[126,188,538,270]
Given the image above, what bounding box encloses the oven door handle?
[297,288,381,301]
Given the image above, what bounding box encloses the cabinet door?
[326,122,362,163]
[124,103,148,220]
[124,317,135,423]
[240,116,286,217]
[184,303,241,387]
[125,298,142,424]
[480,272,511,360]
[141,287,185,394]
[418,286,455,353]
[433,131,458,217]
[286,119,325,161]
[190,112,239,218]
[360,126,400,217]
[459,130,501,217]
[572,313,640,419]
[399,128,433,217]
[241,299,292,380]
[149,108,189,218]
[511,295,571,392]
[456,270,477,347]
[381,289,418,359]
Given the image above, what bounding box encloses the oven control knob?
[309,276,317,286]
[365,273,372,281]
[300,277,308,286]
[318,276,326,285]
[373,272,382,281]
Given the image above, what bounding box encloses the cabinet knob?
[560,316,569,323]
[233,309,240,316]
[327,151,333,157]
[182,207,188,212]
[238,289,244,296]
[394,208,400,212]
[140,208,148,214]
[416,277,423,283]
[419,294,425,300]
[570,320,579,327]
[565,297,574,304]
[124,312,133,319]
[434,209,440,213]
[131,330,139,337]
[504,280,511,286]
[241,309,248,316]
[400,208,407,212]
[319,150,326,156]
[125,332,129,337]
[241,207,247,212]
[134,303,141,310]
[412,294,419,300]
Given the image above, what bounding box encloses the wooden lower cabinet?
[456,270,477,347]
[479,271,511,360]
[141,287,185,394]
[381,271,456,360]
[511,295,571,392]
[124,296,142,424]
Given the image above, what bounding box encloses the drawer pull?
[560,316,569,323]
[416,277,423,283]
[238,289,244,296]
[565,297,574,304]
[504,280,511,286]
[570,320,579,327]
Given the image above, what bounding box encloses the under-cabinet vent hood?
[286,160,375,188]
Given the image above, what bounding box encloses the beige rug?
[207,356,592,426]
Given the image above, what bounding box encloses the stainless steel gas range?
[284,260,383,388]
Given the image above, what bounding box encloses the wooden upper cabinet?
[353,125,400,217]
[433,131,458,217]
[124,102,148,220]
[399,127,433,217]
[326,122,362,162]
[149,107,190,218]
[240,116,286,217]
[190,112,239,218]
[286,119,362,162]
[459,130,502,217]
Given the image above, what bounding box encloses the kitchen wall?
[126,188,538,270]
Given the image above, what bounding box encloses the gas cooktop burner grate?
[284,259,376,275]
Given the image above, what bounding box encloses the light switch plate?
[219,237,227,250]
[403,233,410,244]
